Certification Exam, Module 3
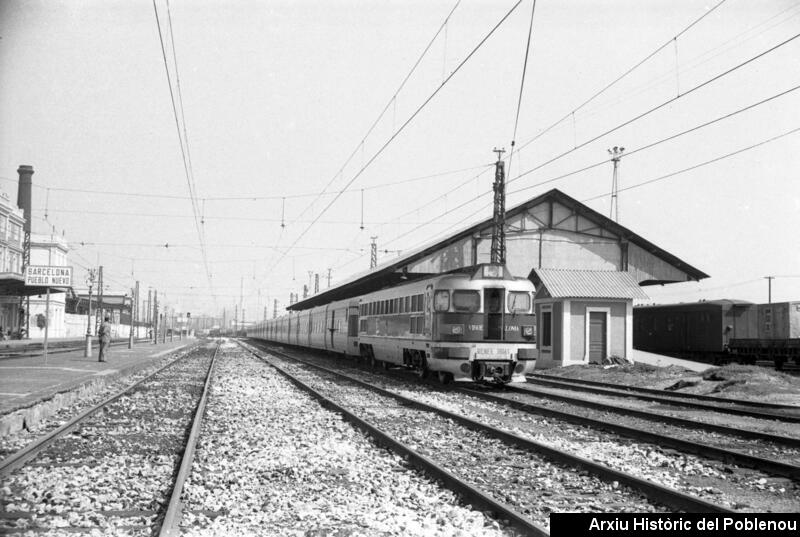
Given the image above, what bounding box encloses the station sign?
[24,265,73,287]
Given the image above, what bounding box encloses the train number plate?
[475,348,509,360]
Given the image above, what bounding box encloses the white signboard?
[24,265,73,287]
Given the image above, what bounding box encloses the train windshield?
[452,290,480,312]
[507,291,531,313]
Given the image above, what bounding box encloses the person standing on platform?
[98,316,112,362]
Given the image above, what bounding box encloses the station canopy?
[289,188,708,312]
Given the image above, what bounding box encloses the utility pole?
[96,266,104,334]
[314,273,319,294]
[84,268,97,357]
[234,303,239,335]
[153,290,158,344]
[274,298,278,319]
[608,146,625,223]
[765,276,775,304]
[303,285,308,299]
[490,147,506,265]
[327,268,332,288]
[370,236,378,269]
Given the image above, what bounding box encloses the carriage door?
[589,312,607,362]
[329,308,336,349]
[484,288,505,340]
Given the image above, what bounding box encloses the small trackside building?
[531,268,649,368]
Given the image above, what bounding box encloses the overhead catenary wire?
[513,0,729,155]
[371,83,800,252]
[267,0,526,280]
[332,15,799,278]
[286,0,463,228]
[507,0,538,180]
[152,0,215,302]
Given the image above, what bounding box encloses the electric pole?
[327,268,332,288]
[274,298,278,319]
[314,273,319,294]
[84,268,97,357]
[765,276,775,304]
[370,236,378,269]
[608,146,625,223]
[490,147,506,265]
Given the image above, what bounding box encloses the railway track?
[246,341,739,531]
[0,342,219,535]
[505,382,800,445]
[174,341,521,536]
[251,342,799,513]
[524,374,800,423]
[529,373,800,411]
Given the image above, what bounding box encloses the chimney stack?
[17,165,33,233]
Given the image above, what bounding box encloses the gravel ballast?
[179,342,516,536]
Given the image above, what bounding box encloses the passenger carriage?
[247,264,537,384]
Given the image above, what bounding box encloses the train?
[247,264,538,384]
[633,299,800,368]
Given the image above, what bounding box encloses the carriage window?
[507,292,531,313]
[452,290,480,312]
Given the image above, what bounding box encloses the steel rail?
[525,376,800,423]
[252,342,734,515]
[506,384,800,448]
[0,343,198,476]
[236,340,548,537]
[529,373,800,410]
[159,342,221,537]
[458,386,800,480]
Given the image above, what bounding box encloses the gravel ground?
[537,363,800,406]
[0,347,214,536]
[179,341,517,537]
[489,390,800,466]
[279,349,800,513]
[265,352,673,529]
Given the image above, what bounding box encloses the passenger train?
[247,264,538,383]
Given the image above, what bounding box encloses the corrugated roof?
[532,269,649,299]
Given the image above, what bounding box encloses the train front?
[428,264,537,383]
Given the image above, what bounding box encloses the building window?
[9,223,20,245]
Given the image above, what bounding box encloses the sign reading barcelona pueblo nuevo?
[24,265,73,287]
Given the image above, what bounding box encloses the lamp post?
[84,269,97,357]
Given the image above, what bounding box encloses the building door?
[589,312,607,362]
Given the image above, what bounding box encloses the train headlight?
[522,325,534,337]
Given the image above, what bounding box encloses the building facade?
[0,186,26,336]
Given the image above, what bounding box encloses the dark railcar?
[633,300,757,360]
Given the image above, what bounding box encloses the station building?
[292,188,707,368]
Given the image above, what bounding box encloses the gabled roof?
[290,188,704,311]
[531,269,649,299]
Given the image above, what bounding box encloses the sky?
[1,0,798,321]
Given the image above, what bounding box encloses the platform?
[0,338,195,416]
